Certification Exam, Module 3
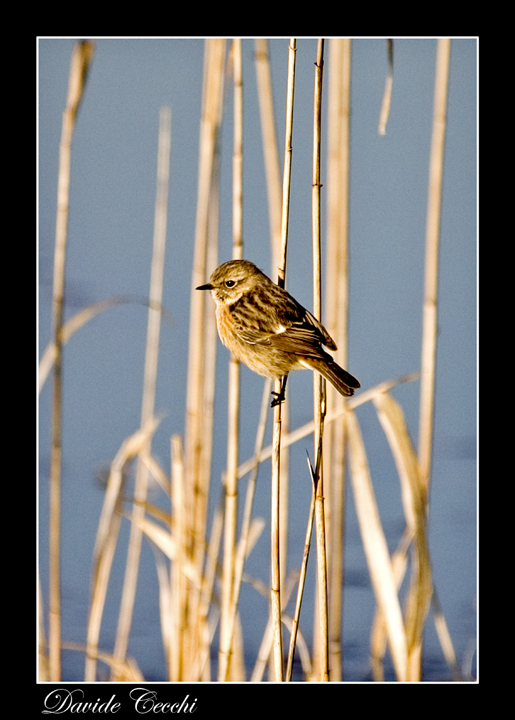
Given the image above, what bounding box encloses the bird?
[196,259,360,406]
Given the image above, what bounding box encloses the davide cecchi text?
[41,688,198,714]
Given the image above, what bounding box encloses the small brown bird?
[197,259,360,405]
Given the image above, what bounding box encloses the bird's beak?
[196,283,213,291]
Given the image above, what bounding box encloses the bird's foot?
[270,376,288,408]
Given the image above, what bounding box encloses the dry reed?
[255,42,292,674]
[183,39,226,679]
[310,38,330,682]
[268,37,297,683]
[418,38,451,494]
[219,38,244,681]
[285,456,316,680]
[112,105,172,680]
[85,417,162,681]
[323,38,352,680]
[48,39,95,681]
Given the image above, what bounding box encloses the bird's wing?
[235,317,335,359]
[231,286,337,355]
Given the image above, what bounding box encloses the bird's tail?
[303,358,360,397]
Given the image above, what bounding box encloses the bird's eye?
[225,280,236,288]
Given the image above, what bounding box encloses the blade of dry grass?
[85,417,160,681]
[369,528,413,680]
[64,642,144,681]
[237,373,419,480]
[190,497,224,681]
[346,407,408,681]
[285,454,316,681]
[48,39,95,681]
[373,391,432,681]
[154,545,172,665]
[127,513,202,588]
[282,614,313,680]
[39,296,171,392]
[368,388,460,682]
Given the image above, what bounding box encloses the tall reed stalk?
[48,39,94,681]
[219,38,244,681]
[412,36,451,680]
[418,38,451,494]
[111,105,172,680]
[254,39,282,269]
[310,38,330,682]
[184,39,226,678]
[255,39,291,632]
[323,38,351,681]
[269,37,296,682]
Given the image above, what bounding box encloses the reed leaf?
[63,642,144,681]
[346,407,408,681]
[373,390,432,680]
[39,296,171,392]
[237,373,419,480]
[127,513,202,589]
[285,454,316,681]
[85,416,161,681]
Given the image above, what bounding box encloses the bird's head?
[196,259,265,305]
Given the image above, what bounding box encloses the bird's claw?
[270,391,285,408]
[270,376,288,408]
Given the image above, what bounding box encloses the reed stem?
[113,105,171,678]
[270,38,296,682]
[418,39,451,494]
[285,457,316,681]
[254,38,282,269]
[219,38,243,681]
[324,37,351,680]
[184,39,226,677]
[311,38,329,682]
[49,39,94,681]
